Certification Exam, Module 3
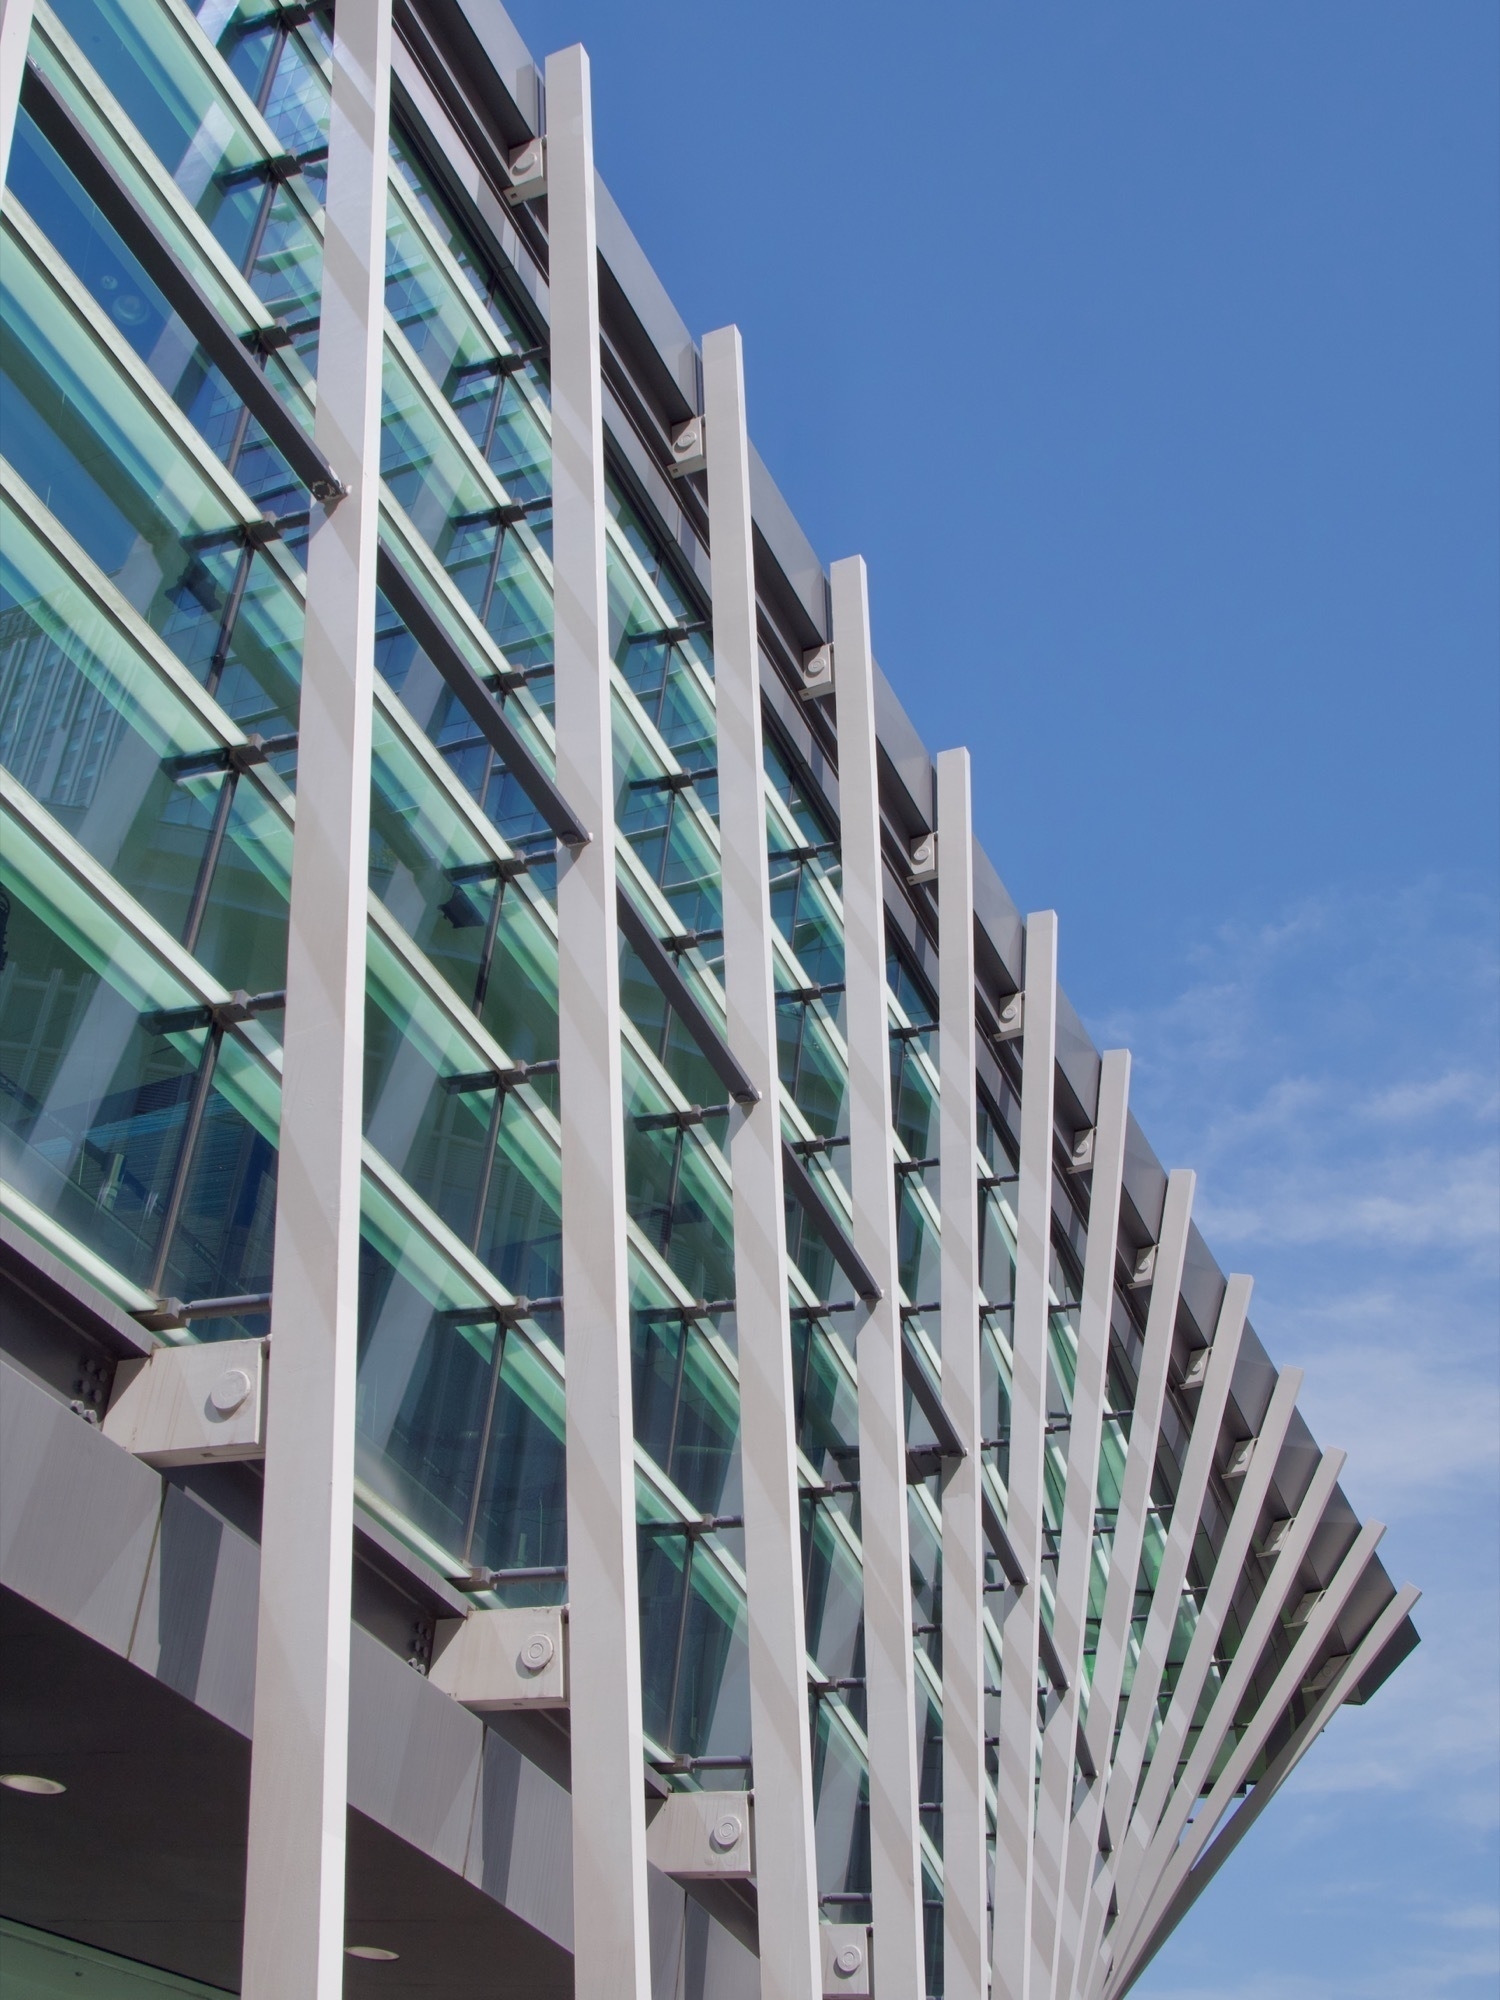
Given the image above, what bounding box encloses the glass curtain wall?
[0,3,1173,1986]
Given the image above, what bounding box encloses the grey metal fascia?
[971,841,1026,992]
[0,1217,152,1362]
[426,0,540,137]
[748,439,829,643]
[1055,987,1104,1127]
[593,174,699,418]
[872,660,938,835]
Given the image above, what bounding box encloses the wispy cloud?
[1107,880,1500,1997]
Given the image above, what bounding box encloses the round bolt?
[833,1943,863,1976]
[519,1632,555,1673]
[708,1812,742,1853]
[208,1368,252,1415]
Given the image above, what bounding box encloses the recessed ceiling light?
[0,1774,66,1795]
[345,1946,399,1962]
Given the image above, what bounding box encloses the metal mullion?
[476,515,509,628]
[656,1124,687,1258]
[181,768,240,956]
[663,1314,694,1483]
[466,1079,508,1252]
[239,164,284,285]
[20,67,341,506]
[253,19,290,116]
[146,1022,222,1297]
[470,871,507,1016]
[459,1318,508,1571]
[664,1533,698,1752]
[785,990,810,1100]
[205,532,261,696]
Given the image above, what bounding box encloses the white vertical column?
[1110,1578,1420,2000]
[0,0,31,186]
[1029,1048,1131,2000]
[240,8,389,1997]
[1104,1362,1305,1932]
[992,909,1058,2000]
[546,45,652,2000]
[1085,1273,1251,1945]
[703,324,822,2000]
[1107,1441,1350,1971]
[830,554,926,1996]
[1105,1580,1419,2000]
[1105,1514,1386,1999]
[936,749,987,2000]
[1057,1167,1195,2000]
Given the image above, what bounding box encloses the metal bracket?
[993,990,1024,1041]
[668,414,707,477]
[799,644,835,700]
[907,830,937,883]
[428,1603,568,1709]
[102,1337,267,1466]
[820,1923,873,1995]
[645,1789,754,1879]
[503,136,547,205]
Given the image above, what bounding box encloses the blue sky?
[505,3,1499,1991]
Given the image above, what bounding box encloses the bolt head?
[708,1812,742,1852]
[833,1943,863,1975]
[519,1632,555,1673]
[208,1368,252,1415]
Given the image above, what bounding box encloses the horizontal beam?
[375,547,590,846]
[21,63,343,506]
[614,890,757,1104]
[779,1140,882,1302]
[982,1487,1029,1591]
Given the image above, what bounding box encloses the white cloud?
[1096,878,1500,1996]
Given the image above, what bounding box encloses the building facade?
[0,3,1417,1997]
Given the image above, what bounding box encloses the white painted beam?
[703,322,822,2000]
[240,7,390,1995]
[992,907,1058,2000]
[1080,1275,1250,1968]
[0,0,32,187]
[1103,1362,1305,1930]
[1103,1515,1386,1999]
[1106,1582,1419,2000]
[1104,1441,1350,1979]
[1029,1048,1131,2000]
[1057,1168,1196,2000]
[546,43,653,2000]
[830,553,926,1996]
[936,749,987,2000]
